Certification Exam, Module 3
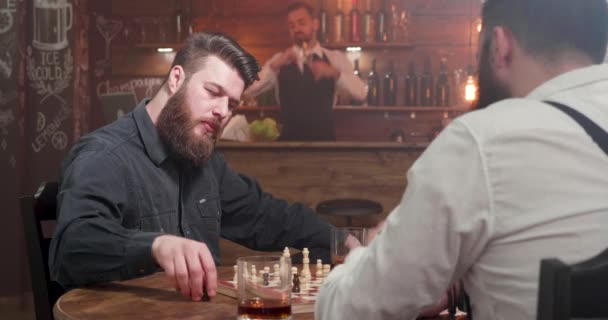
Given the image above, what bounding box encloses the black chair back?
[537,248,608,320]
[20,182,63,320]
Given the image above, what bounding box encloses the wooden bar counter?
[216,141,426,264]
[217,141,426,227]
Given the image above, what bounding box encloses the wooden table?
[54,266,465,320]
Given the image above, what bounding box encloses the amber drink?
[237,256,292,320]
[330,227,367,268]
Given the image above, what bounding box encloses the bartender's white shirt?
[244,43,367,104]
[315,64,608,320]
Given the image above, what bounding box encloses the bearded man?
[50,32,332,301]
[243,2,366,141]
[316,0,608,319]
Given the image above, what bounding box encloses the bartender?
[244,2,367,141]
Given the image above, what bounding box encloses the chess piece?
[202,289,210,301]
[302,248,311,282]
[292,273,301,293]
[259,270,265,284]
[251,265,257,282]
[263,272,270,286]
[315,267,323,282]
[323,264,331,277]
[291,266,298,283]
[283,247,291,259]
[233,265,238,284]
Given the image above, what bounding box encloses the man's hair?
[170,32,260,88]
[287,2,315,18]
[482,0,608,64]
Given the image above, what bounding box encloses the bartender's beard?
[294,31,313,47]
[157,85,218,167]
[476,38,512,110]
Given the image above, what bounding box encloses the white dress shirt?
[315,63,608,320]
[244,43,367,103]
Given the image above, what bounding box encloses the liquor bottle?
[383,60,397,106]
[350,0,361,43]
[435,58,450,107]
[318,0,328,43]
[333,0,345,42]
[376,0,388,42]
[175,0,183,41]
[404,61,418,106]
[367,59,380,106]
[420,57,434,106]
[362,0,373,43]
[351,59,363,105]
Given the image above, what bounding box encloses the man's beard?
[157,86,219,167]
[475,38,512,110]
[294,31,312,46]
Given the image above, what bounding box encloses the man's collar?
[527,64,608,99]
[133,98,171,166]
[292,42,324,56]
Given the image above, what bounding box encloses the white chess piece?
[283,247,291,259]
[315,267,323,283]
[301,248,311,282]
[316,259,323,275]
[233,265,238,284]
[259,270,266,284]
[323,264,331,277]
[251,265,257,282]
[273,264,280,278]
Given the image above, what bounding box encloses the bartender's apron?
[277,53,336,141]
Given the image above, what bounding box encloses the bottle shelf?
[334,105,469,112]
[237,106,470,112]
[135,43,183,50]
[323,42,415,50]
[120,41,416,51]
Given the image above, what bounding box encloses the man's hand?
[365,219,387,244]
[270,47,297,71]
[310,60,340,81]
[151,235,217,301]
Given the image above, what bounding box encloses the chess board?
[218,276,325,314]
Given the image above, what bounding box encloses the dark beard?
[156,86,215,167]
[475,38,512,110]
[294,32,312,46]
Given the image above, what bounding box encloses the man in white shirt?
[316,0,608,319]
[244,2,366,141]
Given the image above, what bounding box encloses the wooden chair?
[20,182,64,320]
[537,248,608,320]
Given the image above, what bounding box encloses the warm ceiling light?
[465,75,478,102]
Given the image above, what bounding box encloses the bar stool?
[315,198,383,227]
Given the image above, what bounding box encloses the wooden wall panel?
[219,146,421,223]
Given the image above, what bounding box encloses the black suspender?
[545,101,608,156]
